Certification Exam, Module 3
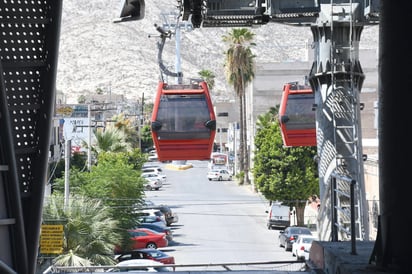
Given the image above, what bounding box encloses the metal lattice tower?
[180,0,380,242]
[307,1,377,242]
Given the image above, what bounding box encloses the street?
[145,161,306,271]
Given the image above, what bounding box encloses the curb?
[165,163,193,170]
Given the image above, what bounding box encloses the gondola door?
[151,81,216,161]
[278,82,316,147]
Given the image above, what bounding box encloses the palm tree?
[112,113,140,149]
[92,127,131,154]
[222,28,256,185]
[42,194,121,267]
[198,69,216,90]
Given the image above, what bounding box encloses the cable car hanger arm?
[155,24,183,79]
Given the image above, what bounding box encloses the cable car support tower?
[178,0,379,242]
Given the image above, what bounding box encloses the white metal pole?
[64,139,71,209]
[219,128,222,153]
[87,104,92,171]
[233,122,237,174]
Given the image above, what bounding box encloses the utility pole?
[64,139,71,209]
[87,104,92,170]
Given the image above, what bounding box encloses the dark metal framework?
[0,1,63,273]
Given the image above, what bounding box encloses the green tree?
[253,107,319,226]
[52,151,146,251]
[49,152,88,192]
[222,28,256,185]
[198,69,216,90]
[42,194,120,267]
[140,124,154,152]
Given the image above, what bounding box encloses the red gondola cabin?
[151,81,216,161]
[279,82,316,147]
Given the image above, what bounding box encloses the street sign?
[40,224,64,254]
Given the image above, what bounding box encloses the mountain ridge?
[56,0,379,104]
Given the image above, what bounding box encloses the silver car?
[142,176,162,191]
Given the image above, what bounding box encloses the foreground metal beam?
[0,1,63,273]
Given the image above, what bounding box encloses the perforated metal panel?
[0,1,62,273]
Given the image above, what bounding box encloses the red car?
[116,248,175,265]
[126,228,168,250]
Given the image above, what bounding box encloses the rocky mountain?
[56,0,379,104]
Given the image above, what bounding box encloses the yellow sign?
[40,224,64,254]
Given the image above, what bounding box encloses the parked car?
[292,235,317,261]
[142,176,162,191]
[140,209,166,224]
[137,223,173,242]
[137,215,166,226]
[124,228,168,250]
[142,166,164,176]
[207,169,232,181]
[148,153,159,162]
[116,248,175,265]
[142,172,166,184]
[265,203,290,229]
[278,226,313,251]
[144,204,179,226]
[109,259,172,272]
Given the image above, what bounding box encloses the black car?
[278,226,313,251]
[116,248,175,265]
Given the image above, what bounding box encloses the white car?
[142,166,164,175]
[207,169,232,181]
[108,259,172,272]
[139,208,166,224]
[291,235,317,261]
[142,172,166,184]
[142,167,167,182]
[142,176,162,191]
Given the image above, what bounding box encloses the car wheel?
[208,178,212,181]
[145,185,152,191]
[146,242,157,249]
[218,176,222,181]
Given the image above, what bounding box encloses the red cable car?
[151,81,216,161]
[278,82,316,147]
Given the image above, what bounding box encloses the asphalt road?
[144,161,306,272]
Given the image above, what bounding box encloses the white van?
[265,202,290,230]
